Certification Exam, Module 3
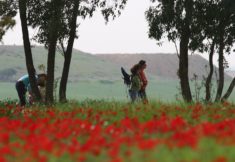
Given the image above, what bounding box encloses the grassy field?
[1,79,235,102]
[0,80,178,101]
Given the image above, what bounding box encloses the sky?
[1,0,235,70]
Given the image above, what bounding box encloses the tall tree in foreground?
[1,0,42,101]
[19,0,42,101]
[45,0,63,103]
[27,0,64,103]
[146,0,193,102]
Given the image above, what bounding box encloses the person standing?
[138,60,148,103]
[129,64,141,102]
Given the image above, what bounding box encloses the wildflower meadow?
[1,100,235,162]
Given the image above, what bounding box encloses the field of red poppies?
[1,100,235,162]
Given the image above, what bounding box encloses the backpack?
[121,67,131,86]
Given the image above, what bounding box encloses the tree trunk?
[19,0,41,101]
[59,0,79,102]
[221,77,235,101]
[178,0,193,102]
[45,0,61,104]
[179,35,192,102]
[205,41,215,102]
[215,28,225,102]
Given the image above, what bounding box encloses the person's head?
[131,64,141,75]
[138,60,147,69]
[37,73,47,86]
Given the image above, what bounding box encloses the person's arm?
[139,71,148,89]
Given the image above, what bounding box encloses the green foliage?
[26,0,128,46]
[191,0,235,54]
[145,0,188,42]
[0,0,17,40]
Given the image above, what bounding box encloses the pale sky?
[2,0,235,69]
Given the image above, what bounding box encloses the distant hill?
[0,45,231,82]
[0,45,122,82]
[96,53,232,80]
[226,70,235,78]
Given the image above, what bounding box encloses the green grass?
[2,79,235,103]
[0,80,178,101]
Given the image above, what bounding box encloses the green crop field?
[1,79,235,103]
[0,80,178,101]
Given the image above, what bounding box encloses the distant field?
[1,80,235,102]
[0,80,178,102]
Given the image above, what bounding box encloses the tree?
[194,0,235,102]
[146,0,193,102]
[58,0,128,102]
[27,0,128,103]
[146,0,235,103]
[19,0,42,101]
[1,0,42,101]
[189,0,219,102]
[215,0,235,101]
[45,0,63,103]
[59,0,79,102]
[220,0,235,101]
[0,0,17,41]
[183,0,235,103]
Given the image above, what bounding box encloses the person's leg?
[129,90,137,102]
[15,81,26,106]
[138,90,144,99]
[139,89,148,103]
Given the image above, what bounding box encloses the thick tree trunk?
[215,29,225,102]
[19,0,41,101]
[45,0,61,104]
[221,77,235,101]
[179,35,192,102]
[59,0,79,102]
[205,41,215,102]
[178,0,192,102]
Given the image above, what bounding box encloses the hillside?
[0,45,121,82]
[0,45,231,82]
[97,53,232,80]
[226,70,235,78]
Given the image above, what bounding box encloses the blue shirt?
[18,75,38,90]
